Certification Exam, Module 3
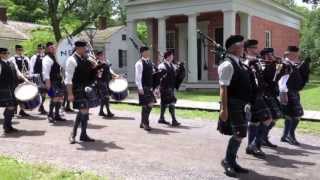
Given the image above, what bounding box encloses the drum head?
[14,83,39,101]
[109,78,128,93]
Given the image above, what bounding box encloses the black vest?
[142,60,153,88]
[227,57,253,103]
[33,55,43,75]
[97,61,111,83]
[72,55,95,89]
[160,62,176,88]
[48,54,63,82]
[0,60,18,89]
[263,64,279,96]
[287,64,304,91]
[15,56,29,72]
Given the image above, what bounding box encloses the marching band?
[0,33,310,177]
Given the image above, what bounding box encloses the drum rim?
[14,82,40,102]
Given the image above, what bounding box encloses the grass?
[0,156,106,180]
[176,89,220,102]
[111,104,320,135]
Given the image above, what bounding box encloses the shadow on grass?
[77,140,124,152]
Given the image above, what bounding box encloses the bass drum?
[14,82,42,110]
[109,78,129,101]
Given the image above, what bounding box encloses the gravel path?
[0,106,319,180]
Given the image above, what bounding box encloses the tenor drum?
[14,82,42,110]
[109,78,129,101]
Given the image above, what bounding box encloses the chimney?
[0,6,7,24]
[97,16,107,30]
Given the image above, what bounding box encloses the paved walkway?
[112,98,320,121]
[0,107,320,180]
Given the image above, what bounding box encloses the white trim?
[265,30,272,48]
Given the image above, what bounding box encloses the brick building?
[123,0,302,88]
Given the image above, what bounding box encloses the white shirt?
[218,54,240,86]
[64,53,82,85]
[9,55,30,75]
[29,53,45,75]
[42,55,55,81]
[135,57,151,90]
[0,58,23,77]
[158,60,177,71]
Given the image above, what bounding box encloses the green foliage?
[21,28,55,57]
[137,22,148,45]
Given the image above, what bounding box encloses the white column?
[187,13,198,83]
[157,16,167,56]
[240,13,252,39]
[127,20,138,83]
[223,10,236,45]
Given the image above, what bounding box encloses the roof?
[0,20,48,40]
[79,26,125,44]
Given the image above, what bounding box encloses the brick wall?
[251,16,300,57]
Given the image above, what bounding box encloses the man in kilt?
[260,48,284,148]
[218,35,251,177]
[0,48,29,133]
[157,51,181,127]
[30,44,47,115]
[95,51,119,118]
[66,41,100,144]
[244,40,273,158]
[279,46,309,145]
[135,46,156,131]
[42,42,66,123]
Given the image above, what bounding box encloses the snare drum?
[14,82,42,110]
[109,78,129,101]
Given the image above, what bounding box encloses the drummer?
[95,50,119,118]
[30,44,47,115]
[9,45,31,117]
[0,47,29,133]
[42,42,66,123]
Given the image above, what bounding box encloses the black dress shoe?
[281,136,294,145]
[9,127,19,132]
[99,112,107,117]
[4,128,19,134]
[143,124,152,131]
[289,136,300,146]
[158,119,170,125]
[172,120,181,127]
[234,163,249,174]
[140,123,144,129]
[69,136,76,144]
[19,110,30,117]
[246,146,266,159]
[64,108,74,113]
[262,139,278,148]
[106,113,115,118]
[80,135,95,142]
[55,116,67,122]
[221,159,238,178]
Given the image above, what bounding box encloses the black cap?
[260,48,274,57]
[15,45,23,49]
[0,48,8,53]
[164,51,174,59]
[287,46,299,52]
[244,39,258,49]
[75,40,87,47]
[46,42,54,48]
[140,46,149,53]
[37,44,45,49]
[94,50,104,56]
[225,35,244,50]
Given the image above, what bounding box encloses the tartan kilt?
[282,91,304,118]
[160,87,177,105]
[97,81,110,99]
[251,95,272,123]
[0,88,17,107]
[73,86,100,109]
[264,95,283,119]
[225,99,249,138]
[48,81,65,98]
[139,87,156,106]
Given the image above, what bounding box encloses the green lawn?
[111,104,320,135]
[0,156,106,180]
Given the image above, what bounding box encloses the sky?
[295,0,314,9]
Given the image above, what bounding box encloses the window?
[122,34,127,41]
[118,49,127,68]
[265,31,272,48]
[166,31,176,54]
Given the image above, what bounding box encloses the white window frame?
[265,30,272,48]
[166,31,176,53]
